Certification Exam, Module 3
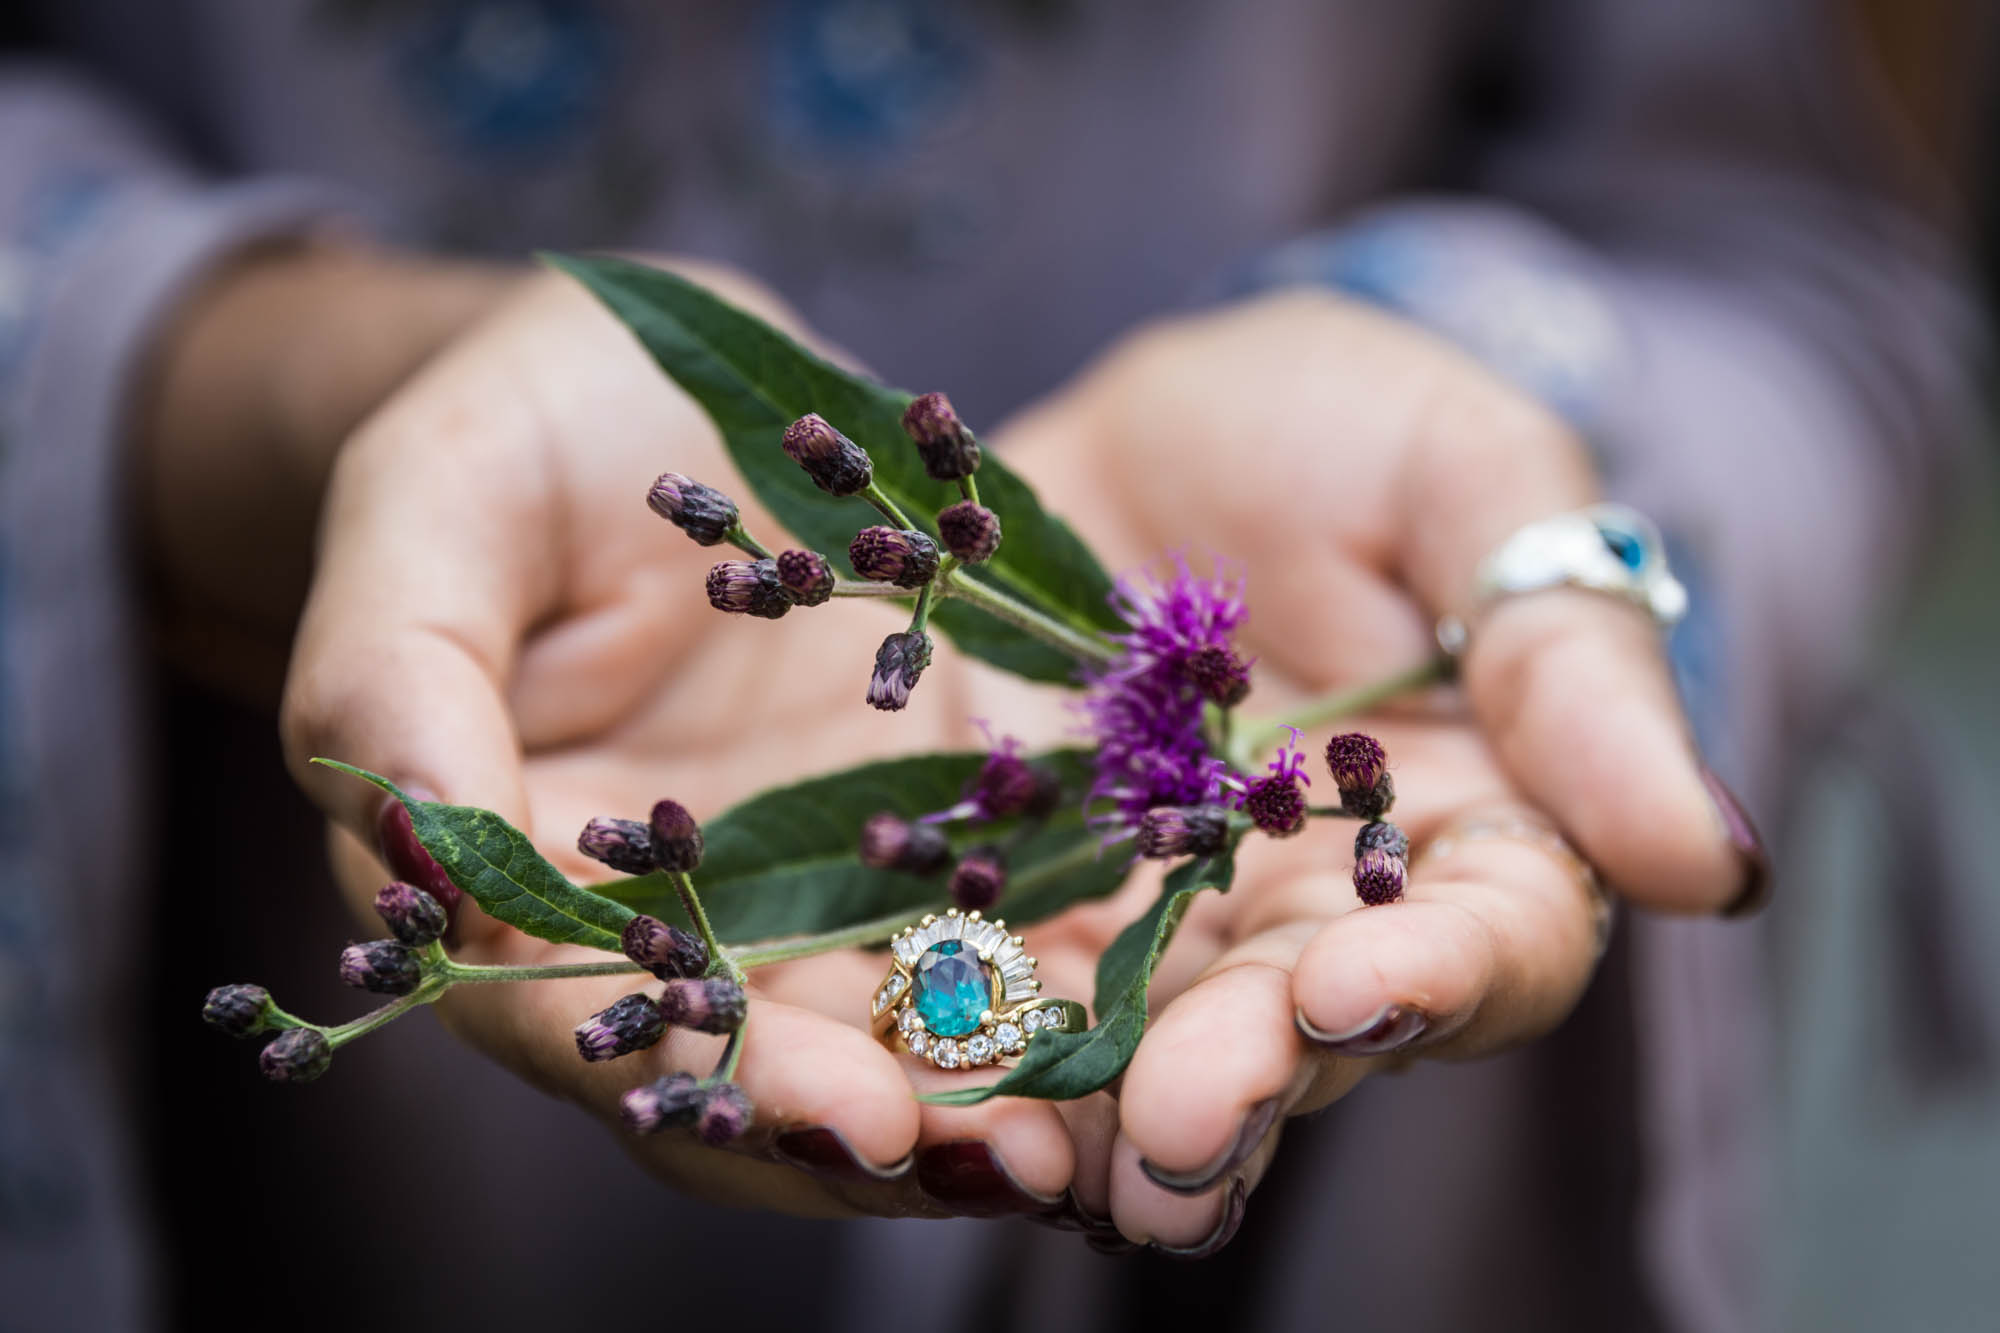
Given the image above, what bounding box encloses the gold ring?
[871,909,1083,1069]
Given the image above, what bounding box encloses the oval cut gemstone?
[912,940,991,1037]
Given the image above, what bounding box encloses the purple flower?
[949,847,1007,912]
[859,812,952,874]
[203,983,273,1039]
[1354,820,1409,862]
[648,800,704,873]
[621,1072,702,1135]
[937,500,1001,563]
[783,413,874,496]
[374,882,448,946]
[849,527,940,589]
[574,993,668,1062]
[1353,848,1407,906]
[259,1028,332,1083]
[694,1082,755,1146]
[659,977,747,1035]
[867,630,933,711]
[1242,726,1311,838]
[1081,557,1249,828]
[622,914,709,980]
[338,940,423,995]
[647,472,738,546]
[706,559,792,619]
[577,817,656,876]
[921,731,1052,825]
[776,549,835,606]
[1187,644,1251,707]
[1325,732,1394,820]
[1136,805,1231,860]
[902,392,981,480]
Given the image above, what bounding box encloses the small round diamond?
[1043,1008,1065,1030]
[965,1033,996,1065]
[1022,1009,1043,1033]
[906,1031,929,1056]
[933,1040,962,1069]
[995,1021,1023,1052]
[898,1007,922,1033]
[883,972,907,998]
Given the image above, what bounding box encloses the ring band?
[1417,814,1612,953]
[1436,503,1687,656]
[871,909,1082,1070]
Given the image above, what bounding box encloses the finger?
[1396,384,1762,914]
[1290,820,1605,1096]
[283,348,557,941]
[1107,1116,1275,1255]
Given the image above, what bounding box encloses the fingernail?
[915,1140,1062,1218]
[769,1126,911,1185]
[1086,1231,1140,1256]
[376,788,462,920]
[1025,1188,1098,1233]
[1295,1002,1428,1056]
[1701,767,1772,918]
[1138,1095,1279,1196]
[1152,1177,1248,1261]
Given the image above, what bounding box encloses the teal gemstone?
[1597,523,1646,571]
[912,940,992,1037]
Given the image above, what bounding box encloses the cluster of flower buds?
[577,799,705,878]
[572,973,748,1064]
[620,1072,754,1146]
[1352,819,1410,906]
[646,394,997,715]
[622,913,709,980]
[1325,733,1407,905]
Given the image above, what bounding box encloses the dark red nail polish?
[1153,1177,1248,1261]
[915,1140,1061,1217]
[375,788,461,919]
[1139,1096,1279,1196]
[1295,1003,1428,1056]
[1701,768,1772,917]
[770,1126,911,1184]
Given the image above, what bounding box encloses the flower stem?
[909,581,936,634]
[958,474,981,506]
[1229,656,1452,770]
[439,959,646,984]
[729,905,935,969]
[726,523,774,560]
[942,568,1119,665]
[862,483,917,531]
[709,1023,747,1084]
[828,580,908,599]
[324,976,450,1048]
[674,870,743,983]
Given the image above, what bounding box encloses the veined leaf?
[314,760,634,952]
[545,252,1120,685]
[594,749,1130,943]
[921,846,1238,1106]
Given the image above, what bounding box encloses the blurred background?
[3,2,1997,1331]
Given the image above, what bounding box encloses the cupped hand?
[976,290,1766,1251]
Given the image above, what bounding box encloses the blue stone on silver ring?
[912,940,991,1037]
[1594,519,1647,572]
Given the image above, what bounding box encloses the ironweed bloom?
[950,847,1007,912]
[622,1072,702,1135]
[937,501,1001,563]
[647,472,738,545]
[1137,805,1231,859]
[1326,733,1394,818]
[706,559,792,619]
[776,548,834,606]
[867,630,933,711]
[622,914,709,980]
[659,977,747,1035]
[574,994,668,1062]
[902,392,981,480]
[339,940,423,995]
[1354,820,1409,862]
[782,413,873,496]
[1242,727,1311,838]
[374,881,448,946]
[648,800,704,872]
[577,817,657,875]
[1354,847,1408,906]
[859,812,952,874]
[1187,644,1251,707]
[203,983,273,1038]
[695,1082,755,1146]
[849,527,940,589]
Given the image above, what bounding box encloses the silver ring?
[1435,503,1687,656]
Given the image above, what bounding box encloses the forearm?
[139,241,519,696]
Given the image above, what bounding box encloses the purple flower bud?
[202,983,273,1039]
[647,800,705,873]
[1243,773,1307,838]
[658,977,747,1035]
[622,914,709,980]
[373,881,448,946]
[782,413,874,496]
[574,993,668,1062]
[937,500,1001,563]
[621,1071,703,1135]
[859,812,952,874]
[949,847,1007,912]
[705,559,792,619]
[965,745,1043,820]
[866,630,933,711]
[1354,820,1409,862]
[902,392,981,480]
[259,1028,332,1083]
[775,548,834,606]
[1345,772,1395,821]
[694,1082,755,1147]
[647,472,738,546]
[338,940,423,996]
[1353,847,1407,906]
[848,527,940,589]
[1187,644,1251,708]
[577,817,657,876]
[1325,733,1388,801]
[1137,805,1231,859]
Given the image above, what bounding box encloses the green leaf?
[313,760,635,952]
[921,846,1239,1106]
[594,748,1130,943]
[544,252,1120,685]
